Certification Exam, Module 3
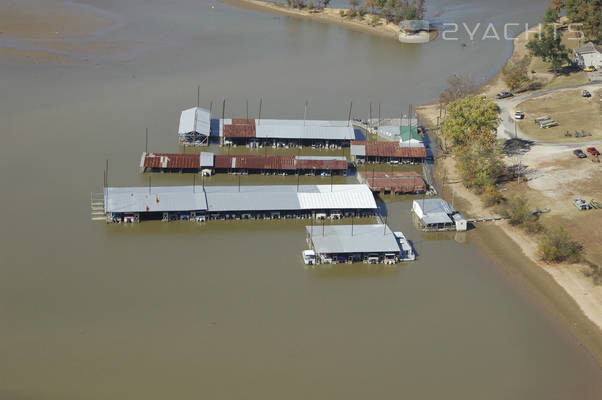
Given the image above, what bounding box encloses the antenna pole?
[197,85,200,108]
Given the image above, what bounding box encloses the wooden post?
[378,102,381,127]
[369,102,372,129]
[246,99,249,121]
[148,175,151,195]
[145,128,148,153]
[304,100,308,126]
[347,101,352,127]
[258,97,262,125]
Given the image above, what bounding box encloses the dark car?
[573,149,587,158]
[496,91,514,99]
[587,147,600,156]
[582,89,592,97]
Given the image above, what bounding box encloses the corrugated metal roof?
[143,153,201,169]
[294,158,348,171]
[307,224,401,254]
[422,213,453,225]
[106,184,376,214]
[350,143,366,157]
[213,155,347,171]
[105,186,208,213]
[200,152,214,167]
[351,141,426,158]
[297,184,375,210]
[178,107,210,136]
[413,198,455,216]
[223,121,256,138]
[255,124,354,140]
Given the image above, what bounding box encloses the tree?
[502,55,532,91]
[543,6,559,23]
[456,143,504,191]
[441,95,500,148]
[349,0,360,9]
[526,28,569,75]
[550,0,565,9]
[438,74,478,106]
[538,226,583,263]
[566,0,602,43]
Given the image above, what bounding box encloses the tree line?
[285,0,427,23]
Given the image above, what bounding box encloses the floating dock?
[412,198,467,231]
[350,141,426,164]
[101,184,377,223]
[140,152,348,175]
[357,171,426,194]
[304,224,415,265]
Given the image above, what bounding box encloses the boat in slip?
[394,231,416,261]
[302,250,316,265]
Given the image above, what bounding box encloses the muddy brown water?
[1,0,601,399]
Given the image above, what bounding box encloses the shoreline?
[219,0,437,42]
[417,29,602,366]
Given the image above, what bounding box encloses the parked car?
[573,149,587,158]
[573,198,590,211]
[582,89,592,97]
[514,111,525,119]
[583,66,597,72]
[587,147,600,156]
[496,91,514,99]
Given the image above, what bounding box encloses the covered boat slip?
[103,184,377,223]
[221,118,356,147]
[412,198,467,232]
[356,171,427,194]
[140,152,348,175]
[350,141,426,164]
[305,224,412,264]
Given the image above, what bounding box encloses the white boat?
[394,231,416,261]
[302,250,316,265]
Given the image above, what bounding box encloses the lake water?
[1,0,601,399]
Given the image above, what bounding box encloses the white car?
[514,111,525,119]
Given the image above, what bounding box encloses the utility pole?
[304,100,308,126]
[378,102,381,127]
[145,128,148,153]
[369,102,372,130]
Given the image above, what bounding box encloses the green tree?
[526,28,569,75]
[502,55,532,91]
[349,0,360,9]
[543,6,560,23]
[566,0,602,43]
[538,226,583,263]
[441,95,500,148]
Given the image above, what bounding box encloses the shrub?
[347,8,357,18]
[504,195,543,233]
[538,226,583,263]
[584,263,602,286]
[359,6,367,17]
[339,9,345,17]
[482,184,503,207]
[371,15,380,26]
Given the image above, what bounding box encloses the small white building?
[574,42,602,69]
[178,107,211,146]
[412,198,466,231]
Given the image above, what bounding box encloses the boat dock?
[99,184,377,223]
[357,171,426,194]
[303,224,415,265]
[350,140,426,164]
[140,152,348,175]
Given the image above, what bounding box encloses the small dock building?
[412,198,467,231]
[304,224,415,265]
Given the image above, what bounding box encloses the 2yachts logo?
[441,23,584,41]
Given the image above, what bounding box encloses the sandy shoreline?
[416,30,602,365]
[220,0,437,41]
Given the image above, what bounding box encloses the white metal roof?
[254,119,355,140]
[413,198,454,216]
[105,184,376,214]
[307,224,401,254]
[200,152,214,167]
[104,186,208,213]
[422,213,453,225]
[178,107,211,136]
[350,143,366,157]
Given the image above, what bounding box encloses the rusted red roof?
[365,174,426,193]
[143,153,200,169]
[294,159,348,171]
[223,119,256,138]
[351,141,426,159]
[214,155,348,171]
